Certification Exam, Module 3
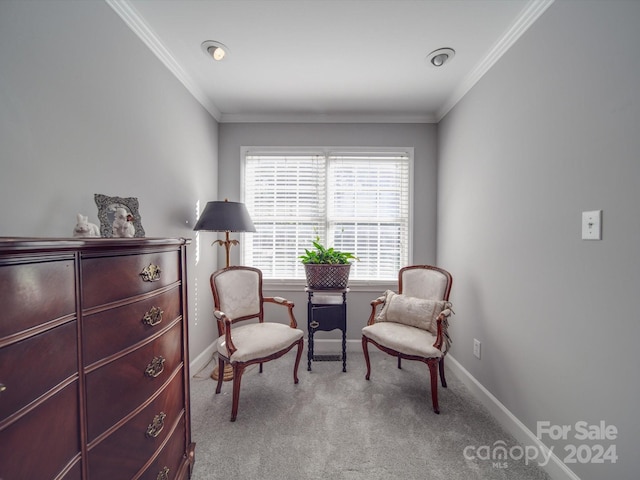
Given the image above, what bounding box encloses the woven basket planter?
[304,264,351,290]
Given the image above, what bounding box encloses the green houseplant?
[300,237,358,289]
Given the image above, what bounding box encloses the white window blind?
[243,149,411,281]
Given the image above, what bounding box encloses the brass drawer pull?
[144,356,165,378]
[157,467,170,480]
[146,412,166,438]
[140,263,162,282]
[142,306,164,327]
[0,383,6,393]
[310,321,320,329]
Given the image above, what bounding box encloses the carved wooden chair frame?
[362,265,453,413]
[210,266,304,421]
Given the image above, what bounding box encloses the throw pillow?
[376,290,450,334]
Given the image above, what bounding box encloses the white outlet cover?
[582,210,602,240]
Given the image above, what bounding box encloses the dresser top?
[0,237,191,254]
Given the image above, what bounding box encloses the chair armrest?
[214,310,237,357]
[265,296,293,306]
[366,295,387,326]
[432,307,453,352]
[264,296,298,329]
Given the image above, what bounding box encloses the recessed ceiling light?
[201,40,229,61]
[426,48,455,67]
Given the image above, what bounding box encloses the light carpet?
[189,351,550,480]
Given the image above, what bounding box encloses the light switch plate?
[582,210,602,240]
[473,339,481,359]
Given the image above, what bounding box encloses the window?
[242,148,412,282]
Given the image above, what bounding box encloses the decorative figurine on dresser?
[0,237,195,479]
[72,213,101,238]
[111,207,136,238]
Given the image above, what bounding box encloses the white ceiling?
[108,0,553,123]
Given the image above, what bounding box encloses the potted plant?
[299,237,358,289]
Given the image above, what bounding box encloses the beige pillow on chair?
[376,290,450,334]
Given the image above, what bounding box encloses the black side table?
[306,287,348,372]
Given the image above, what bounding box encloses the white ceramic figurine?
[112,207,135,238]
[72,213,100,238]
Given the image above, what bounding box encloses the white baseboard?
[189,342,217,378]
[445,355,580,480]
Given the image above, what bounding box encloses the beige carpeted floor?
[189,350,550,480]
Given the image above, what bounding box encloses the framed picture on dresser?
[94,193,146,238]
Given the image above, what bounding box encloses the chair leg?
[427,358,440,414]
[362,336,371,380]
[293,338,303,384]
[398,356,402,369]
[215,357,225,394]
[439,356,447,388]
[230,364,245,422]
[259,362,263,374]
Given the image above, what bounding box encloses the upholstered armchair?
[210,266,304,421]
[361,265,453,413]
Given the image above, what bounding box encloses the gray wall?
[4,1,637,477]
[438,1,640,479]
[218,122,438,342]
[0,0,220,362]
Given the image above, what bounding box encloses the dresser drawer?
[83,287,182,366]
[82,250,180,308]
[140,416,188,480]
[87,371,185,480]
[0,320,78,422]
[60,460,83,480]
[0,258,75,338]
[0,381,80,480]
[85,321,183,441]
[60,458,82,480]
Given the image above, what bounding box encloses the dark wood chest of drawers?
[0,238,195,479]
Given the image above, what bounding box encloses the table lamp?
[193,199,256,267]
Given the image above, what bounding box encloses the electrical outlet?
[473,339,481,359]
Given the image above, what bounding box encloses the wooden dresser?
[0,238,195,479]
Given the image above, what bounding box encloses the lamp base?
[211,364,234,382]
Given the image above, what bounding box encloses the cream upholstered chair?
[210,266,304,421]
[361,265,453,414]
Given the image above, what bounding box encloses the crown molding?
[436,0,555,122]
[219,112,437,124]
[105,0,222,121]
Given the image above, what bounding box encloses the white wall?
[218,122,438,342]
[438,1,640,479]
[0,0,220,364]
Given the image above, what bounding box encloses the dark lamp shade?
[193,201,256,232]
